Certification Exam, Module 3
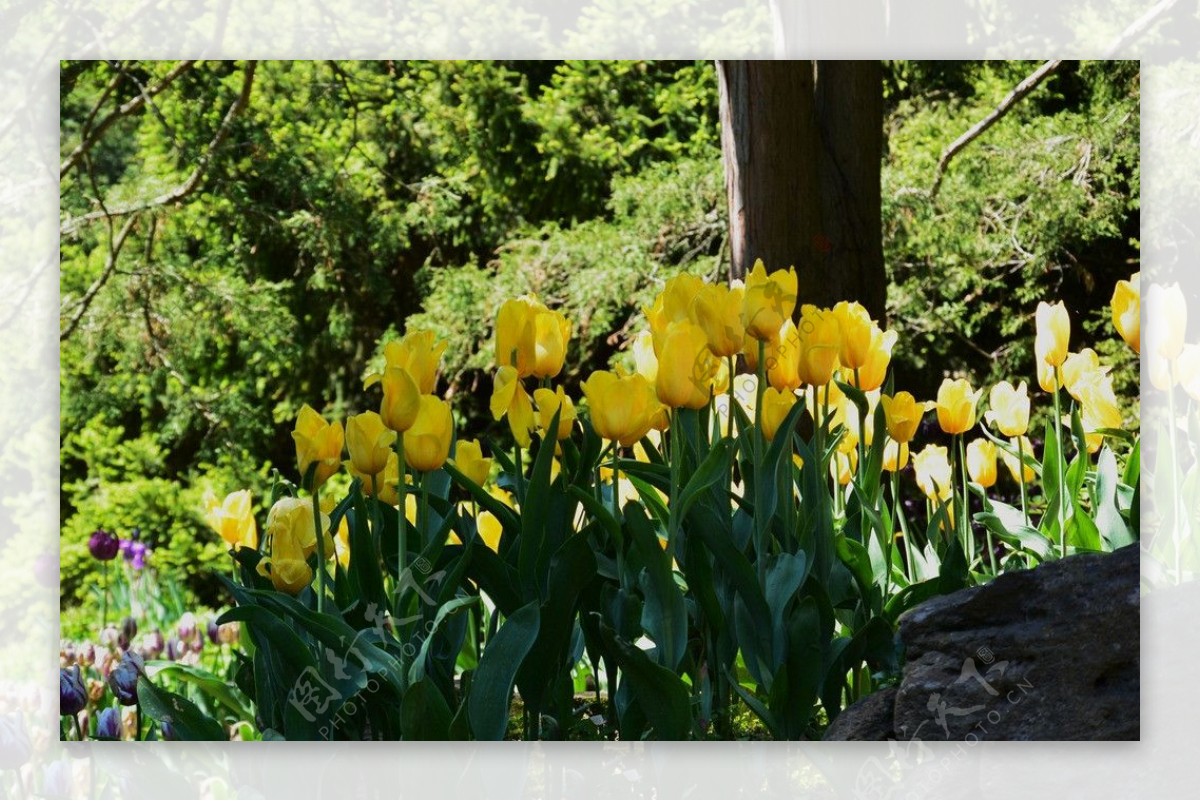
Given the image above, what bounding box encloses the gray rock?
[823,686,897,741]
[826,545,1139,741]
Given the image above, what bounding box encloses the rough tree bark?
[718,60,885,322]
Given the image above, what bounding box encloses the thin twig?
[929,60,1064,200]
[60,60,197,179]
[61,60,256,236]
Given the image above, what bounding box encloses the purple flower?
[120,539,149,570]
[87,529,119,561]
[206,618,220,645]
[107,652,145,706]
[177,612,197,642]
[59,666,87,716]
[96,707,121,740]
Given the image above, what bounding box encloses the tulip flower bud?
[490,366,535,447]
[760,387,797,441]
[1110,272,1139,353]
[913,444,954,502]
[797,305,842,387]
[582,370,665,448]
[60,666,87,716]
[78,641,95,668]
[87,678,106,704]
[108,652,145,706]
[532,388,577,441]
[96,707,122,740]
[99,625,120,650]
[345,411,396,477]
[880,391,930,444]
[966,439,998,488]
[121,616,138,645]
[742,260,798,343]
[656,320,717,409]
[692,282,745,358]
[452,439,492,486]
[403,396,455,473]
[292,405,345,491]
[985,380,1031,438]
[177,613,197,643]
[203,489,258,551]
[142,630,164,659]
[832,301,876,371]
[1034,301,1071,371]
[87,529,120,561]
[936,378,983,435]
[218,621,240,646]
[207,619,221,645]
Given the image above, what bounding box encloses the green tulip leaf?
[469,600,540,741]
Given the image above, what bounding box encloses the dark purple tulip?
[121,616,138,644]
[107,652,145,706]
[88,529,120,561]
[96,707,121,740]
[159,719,176,741]
[165,638,179,661]
[206,618,220,645]
[60,666,87,716]
[123,540,149,570]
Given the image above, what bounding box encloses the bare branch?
[61,60,256,236]
[60,60,197,179]
[1103,0,1179,57]
[929,60,1064,200]
[60,213,139,341]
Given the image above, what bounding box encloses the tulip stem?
[1166,363,1181,583]
[1051,379,1067,559]
[754,339,767,584]
[304,470,328,613]
[514,441,525,507]
[854,367,865,482]
[394,437,408,624]
[726,355,737,442]
[1016,436,1030,528]
[956,434,974,571]
[101,560,108,631]
[73,712,85,741]
[892,468,914,582]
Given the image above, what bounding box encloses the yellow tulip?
[366,330,445,395]
[495,297,539,378]
[346,450,402,503]
[403,396,454,473]
[1178,343,1200,402]
[880,391,930,443]
[711,356,731,397]
[912,444,953,501]
[646,274,705,352]
[692,282,745,357]
[1075,374,1122,453]
[257,496,333,595]
[631,330,659,384]
[834,447,857,486]
[533,386,578,440]
[377,366,421,433]
[849,328,897,392]
[1034,301,1071,372]
[766,319,802,392]
[345,411,396,478]
[321,494,351,571]
[966,439,998,488]
[1146,283,1187,389]
[1001,436,1036,484]
[582,369,664,447]
[1111,273,1140,353]
[532,307,572,379]
[882,440,909,472]
[797,305,842,387]
[203,489,257,551]
[832,301,877,371]
[760,387,797,441]
[936,378,982,435]
[984,381,1030,437]
[742,259,798,343]
[292,405,344,490]
[490,366,535,447]
[655,320,717,410]
[452,439,492,487]
[1061,349,1111,403]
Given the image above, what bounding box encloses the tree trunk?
[718,60,885,322]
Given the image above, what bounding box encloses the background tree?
[718,60,885,320]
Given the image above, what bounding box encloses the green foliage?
[882,60,1139,411]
